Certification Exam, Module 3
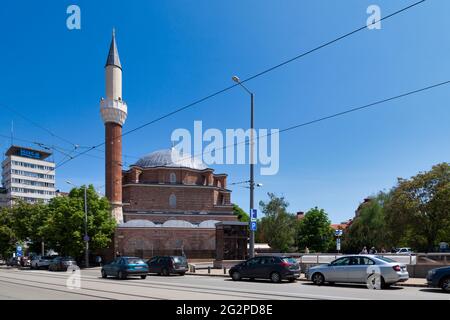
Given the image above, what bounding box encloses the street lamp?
[66,181,89,268]
[232,75,256,258]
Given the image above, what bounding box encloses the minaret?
[100,29,127,224]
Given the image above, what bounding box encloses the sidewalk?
[186,268,428,287]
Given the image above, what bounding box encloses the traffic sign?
[335,229,343,237]
[16,245,23,257]
[336,238,341,251]
[83,235,90,242]
[250,209,257,221]
[250,221,257,231]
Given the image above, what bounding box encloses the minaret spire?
[105,28,122,70]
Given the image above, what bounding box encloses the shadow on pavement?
[300,282,404,290]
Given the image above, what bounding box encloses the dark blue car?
[427,266,450,292]
[101,256,149,280]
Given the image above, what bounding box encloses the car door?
[347,256,370,283]
[327,257,351,282]
[147,257,159,273]
[240,257,261,278]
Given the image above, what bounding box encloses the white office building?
[1,146,56,207]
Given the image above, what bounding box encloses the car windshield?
[126,258,145,265]
[281,257,297,264]
[62,257,74,261]
[375,256,397,263]
[172,257,187,264]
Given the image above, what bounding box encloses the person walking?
[305,247,310,254]
[360,246,368,254]
[95,255,102,267]
[369,247,377,254]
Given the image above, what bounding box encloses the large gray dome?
[134,148,208,170]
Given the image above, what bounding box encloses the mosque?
[99,31,247,259]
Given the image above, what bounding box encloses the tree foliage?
[0,185,116,260]
[385,163,450,251]
[232,204,249,222]
[257,193,297,252]
[342,193,389,253]
[296,207,334,253]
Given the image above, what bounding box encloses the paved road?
[0,267,448,300]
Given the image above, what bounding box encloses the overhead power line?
[174,79,450,164]
[56,0,426,170]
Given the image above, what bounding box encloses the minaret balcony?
[100,98,128,126]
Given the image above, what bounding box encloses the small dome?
[119,220,158,228]
[134,148,208,170]
[162,220,195,228]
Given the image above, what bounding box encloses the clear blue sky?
[0,0,449,223]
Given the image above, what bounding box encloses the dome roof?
[134,148,208,170]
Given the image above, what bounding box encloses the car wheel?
[312,273,325,286]
[231,271,241,281]
[288,278,296,283]
[440,277,450,292]
[101,270,107,278]
[118,271,126,280]
[162,268,169,276]
[270,272,281,283]
[140,275,147,280]
[380,277,391,289]
[179,272,186,276]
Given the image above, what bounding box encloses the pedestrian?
[360,246,368,254]
[369,247,377,254]
[95,255,102,266]
[381,248,386,254]
[305,247,310,254]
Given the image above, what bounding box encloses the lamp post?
[66,181,89,268]
[232,75,255,258]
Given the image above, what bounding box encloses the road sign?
[16,245,23,257]
[335,229,343,237]
[250,209,257,221]
[250,221,257,231]
[83,235,90,242]
[336,238,341,251]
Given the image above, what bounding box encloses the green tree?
[385,163,450,251]
[258,193,296,252]
[0,208,16,258]
[43,185,117,258]
[296,207,334,253]
[342,192,390,253]
[232,204,249,222]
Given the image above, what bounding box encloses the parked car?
[6,257,20,267]
[306,255,409,289]
[101,256,149,279]
[229,256,301,283]
[147,256,188,276]
[30,255,56,269]
[49,257,77,271]
[427,266,450,292]
[19,256,31,267]
[396,247,413,254]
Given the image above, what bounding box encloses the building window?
[169,194,176,208]
[169,172,176,184]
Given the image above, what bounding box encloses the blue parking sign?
[16,245,23,257]
[250,209,257,221]
[250,221,257,231]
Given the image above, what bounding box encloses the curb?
[185,273,428,287]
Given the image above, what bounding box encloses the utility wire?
[174,79,450,164]
[58,0,426,169]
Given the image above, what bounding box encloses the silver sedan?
[305,255,409,289]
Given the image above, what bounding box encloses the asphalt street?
[0,267,448,300]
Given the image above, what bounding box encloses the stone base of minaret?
[111,203,124,224]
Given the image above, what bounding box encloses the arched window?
[170,172,176,184]
[169,194,177,208]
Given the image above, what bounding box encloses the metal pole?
[84,186,89,268]
[249,93,255,259]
